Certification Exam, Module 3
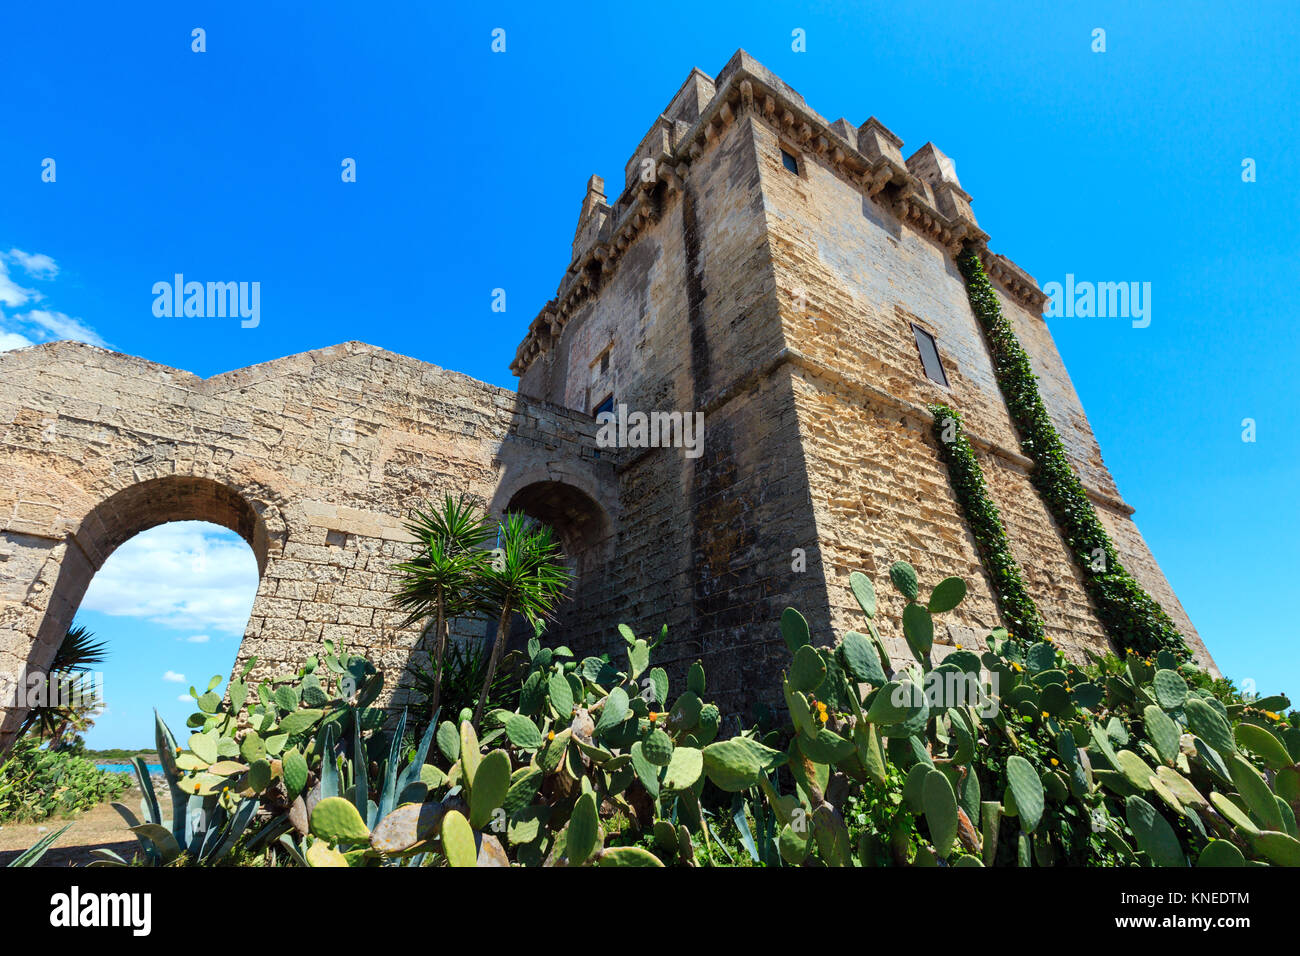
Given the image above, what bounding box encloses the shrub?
[763,561,1298,867]
[0,737,130,823]
[110,553,1298,867]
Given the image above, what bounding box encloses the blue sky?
[3,2,1296,746]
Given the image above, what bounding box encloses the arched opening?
[4,477,270,751]
[502,480,613,652]
[75,520,260,750]
[506,480,610,578]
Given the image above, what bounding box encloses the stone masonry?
[511,50,1216,697]
[0,50,1215,747]
[0,342,616,749]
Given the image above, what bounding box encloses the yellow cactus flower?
[648,711,658,722]
[818,711,829,724]
[1041,710,1049,719]
[547,731,555,741]
[1050,758,1059,766]
[955,643,963,649]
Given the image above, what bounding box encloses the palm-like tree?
[473,512,573,723]
[20,624,108,747]
[392,495,495,714]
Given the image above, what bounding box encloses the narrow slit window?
[911,324,949,387]
[780,148,800,174]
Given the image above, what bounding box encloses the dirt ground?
[0,786,142,867]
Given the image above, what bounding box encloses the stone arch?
[504,481,611,575]
[489,465,618,651]
[0,475,277,748]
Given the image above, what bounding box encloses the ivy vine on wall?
[929,403,1046,645]
[955,245,1187,658]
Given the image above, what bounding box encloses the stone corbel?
[656,161,684,193]
[739,79,755,112]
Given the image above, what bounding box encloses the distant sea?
[97,764,163,774]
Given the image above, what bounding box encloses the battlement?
[512,49,1048,379]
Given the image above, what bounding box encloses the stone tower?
[510,49,1216,710]
[0,51,1216,749]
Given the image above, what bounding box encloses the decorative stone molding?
[512,50,1052,377]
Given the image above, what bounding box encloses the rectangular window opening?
[911,324,949,387]
[780,148,800,174]
[592,393,615,419]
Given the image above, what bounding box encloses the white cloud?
[177,694,194,703]
[7,249,58,279]
[181,634,211,644]
[81,521,260,637]
[0,330,35,351]
[0,249,108,352]
[163,670,186,683]
[0,259,36,309]
[20,309,109,348]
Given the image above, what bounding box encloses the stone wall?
[0,340,616,748]
[512,48,1218,702]
[520,108,833,713]
[0,51,1218,748]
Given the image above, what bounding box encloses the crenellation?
[0,51,1216,750]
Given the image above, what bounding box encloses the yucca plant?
[472,512,572,723]
[392,495,495,714]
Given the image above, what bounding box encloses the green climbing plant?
[956,245,1186,659]
[929,402,1046,645]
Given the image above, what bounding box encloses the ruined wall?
[0,340,615,748]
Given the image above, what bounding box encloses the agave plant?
[288,707,453,866]
[5,823,73,867]
[402,637,524,736]
[473,512,572,723]
[392,494,495,714]
[93,712,264,867]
